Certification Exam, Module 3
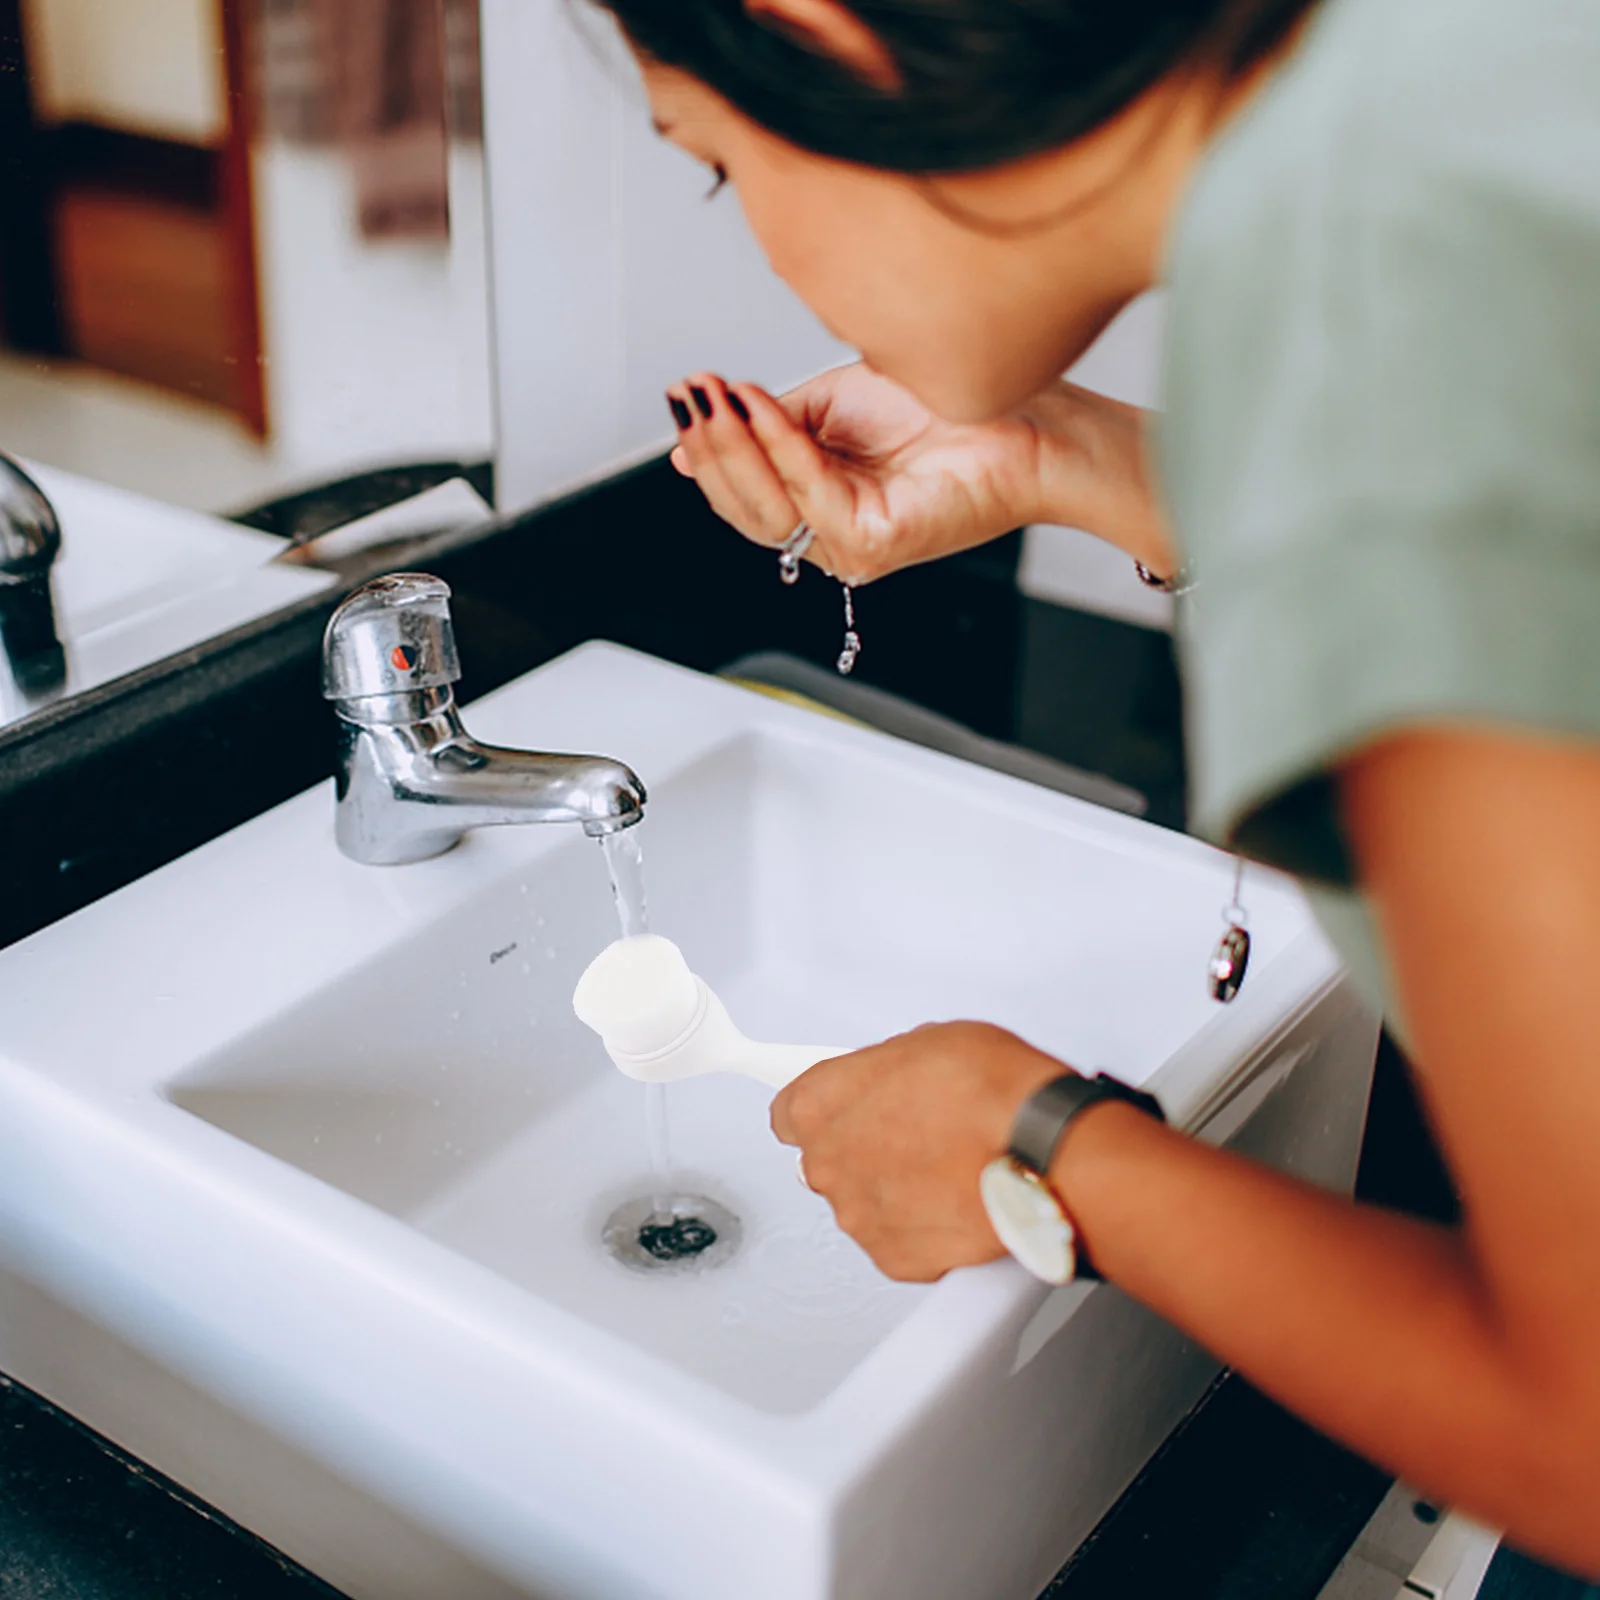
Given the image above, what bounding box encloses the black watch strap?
[1007,1073,1166,1282]
[1008,1073,1166,1176]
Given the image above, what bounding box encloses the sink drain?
[603,1193,742,1274]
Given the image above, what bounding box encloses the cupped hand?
[665,364,1173,585]
[769,1021,1073,1283]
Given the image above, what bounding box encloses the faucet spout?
[322,576,647,865]
[410,727,646,835]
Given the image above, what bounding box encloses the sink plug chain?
[1209,858,1252,1004]
[774,522,863,677]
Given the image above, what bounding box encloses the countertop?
[0,455,1446,1598]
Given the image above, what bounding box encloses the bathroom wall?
[480,0,850,515]
[21,0,227,144]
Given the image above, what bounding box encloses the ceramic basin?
[0,643,1377,1600]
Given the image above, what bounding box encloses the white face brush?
[572,935,848,1090]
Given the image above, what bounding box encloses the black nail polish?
[689,385,714,420]
[668,395,693,430]
[727,391,750,424]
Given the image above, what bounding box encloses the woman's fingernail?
[668,395,693,430]
[689,385,714,420]
[727,391,751,424]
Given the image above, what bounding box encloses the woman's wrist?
[1045,1096,1171,1282]
[1024,382,1180,577]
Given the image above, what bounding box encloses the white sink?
[0,643,1377,1600]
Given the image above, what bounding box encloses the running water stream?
[598,829,670,1207]
[599,826,650,942]
[597,829,733,1268]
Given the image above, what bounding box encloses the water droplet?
[836,585,863,675]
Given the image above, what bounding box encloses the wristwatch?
[979,1073,1166,1285]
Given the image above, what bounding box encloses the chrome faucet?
[322,573,646,865]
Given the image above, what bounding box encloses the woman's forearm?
[1056,1103,1600,1572]
[1021,382,1178,576]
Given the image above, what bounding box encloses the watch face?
[979,1159,1077,1286]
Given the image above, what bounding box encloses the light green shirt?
[1160,0,1600,1021]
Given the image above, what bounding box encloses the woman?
[594,0,1600,1582]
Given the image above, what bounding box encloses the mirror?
[0,0,495,736]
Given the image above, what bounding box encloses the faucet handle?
[322,573,462,703]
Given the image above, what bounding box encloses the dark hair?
[592,0,1316,175]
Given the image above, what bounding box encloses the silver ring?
[777,522,813,586]
[795,1151,812,1191]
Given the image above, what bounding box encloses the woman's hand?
[665,363,1176,585]
[769,1020,1070,1282]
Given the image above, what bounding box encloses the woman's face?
[639,60,1179,422]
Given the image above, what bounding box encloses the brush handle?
[738,1042,853,1091]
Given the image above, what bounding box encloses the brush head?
[573,934,704,1069]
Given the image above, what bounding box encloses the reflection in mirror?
[0,0,495,738]
[0,454,66,709]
